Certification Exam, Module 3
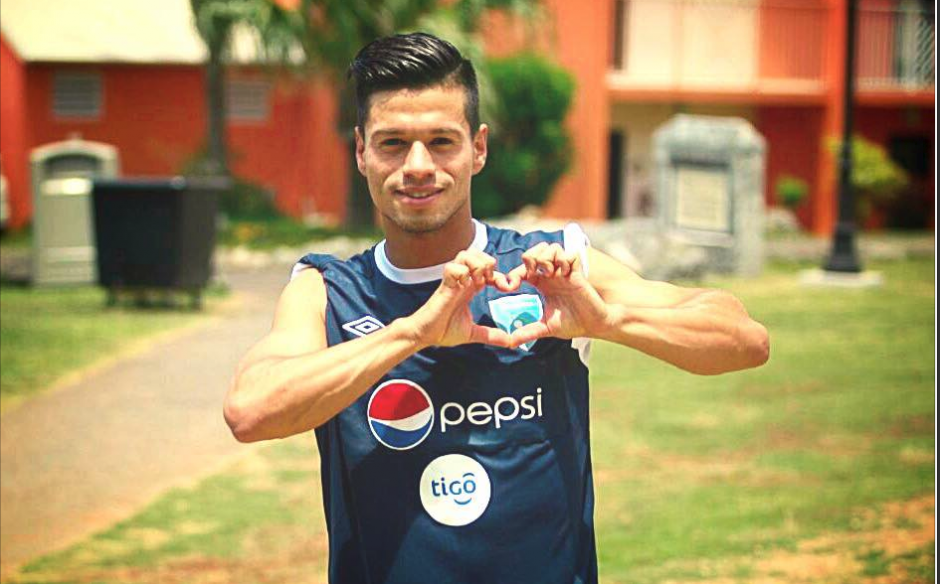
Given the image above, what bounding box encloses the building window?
[53,72,102,119]
[226,79,271,122]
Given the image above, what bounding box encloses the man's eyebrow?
[371,127,463,140]
[427,127,462,136]
[371,129,403,139]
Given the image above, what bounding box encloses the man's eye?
[381,139,405,147]
[430,138,454,146]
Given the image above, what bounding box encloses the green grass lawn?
[0,284,226,413]
[5,257,934,584]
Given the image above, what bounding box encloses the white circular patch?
[419,454,491,527]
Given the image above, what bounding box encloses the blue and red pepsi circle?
[367,379,434,450]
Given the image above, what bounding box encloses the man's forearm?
[598,290,769,375]
[226,319,424,442]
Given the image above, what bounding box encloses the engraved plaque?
[673,164,731,233]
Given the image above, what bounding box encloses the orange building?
[0,0,348,230]
[489,0,934,234]
[1,0,935,234]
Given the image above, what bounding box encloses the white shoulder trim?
[290,261,313,282]
[571,336,592,367]
[562,222,591,278]
[563,222,592,367]
[374,219,488,285]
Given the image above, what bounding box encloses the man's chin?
[393,217,449,234]
[385,209,461,235]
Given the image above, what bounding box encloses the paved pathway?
[0,263,295,577]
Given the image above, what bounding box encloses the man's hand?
[407,249,515,349]
[505,243,611,348]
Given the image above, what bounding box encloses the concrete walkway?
[0,262,295,577]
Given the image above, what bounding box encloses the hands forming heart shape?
[410,243,611,350]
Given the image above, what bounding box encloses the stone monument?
[652,115,766,277]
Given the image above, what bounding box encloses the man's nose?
[402,141,435,181]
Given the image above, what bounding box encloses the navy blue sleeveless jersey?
[292,220,596,584]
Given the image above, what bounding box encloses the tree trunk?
[339,87,374,228]
[204,36,229,177]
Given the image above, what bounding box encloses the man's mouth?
[395,188,443,201]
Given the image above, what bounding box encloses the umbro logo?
[342,315,385,337]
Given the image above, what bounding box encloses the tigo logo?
[420,454,491,526]
[367,380,434,450]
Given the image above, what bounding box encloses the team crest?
[488,294,544,351]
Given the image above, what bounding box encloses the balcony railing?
[609,0,935,95]
[858,0,935,90]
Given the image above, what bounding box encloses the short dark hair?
[347,32,480,134]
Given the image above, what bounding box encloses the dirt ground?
[663,495,936,584]
[13,494,933,584]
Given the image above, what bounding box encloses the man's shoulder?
[480,220,569,255]
[290,245,377,283]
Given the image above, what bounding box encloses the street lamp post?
[824,0,862,273]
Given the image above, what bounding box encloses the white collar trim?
[375,220,488,284]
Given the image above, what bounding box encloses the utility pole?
[823,0,862,273]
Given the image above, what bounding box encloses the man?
[224,32,769,584]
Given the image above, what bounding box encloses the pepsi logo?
[367,380,434,450]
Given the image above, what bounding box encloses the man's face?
[355,84,488,234]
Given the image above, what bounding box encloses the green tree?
[472,53,575,218]
[189,0,543,225]
[190,0,304,176]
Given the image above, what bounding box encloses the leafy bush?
[827,135,909,220]
[180,148,281,220]
[217,178,280,220]
[472,53,575,218]
[775,175,809,209]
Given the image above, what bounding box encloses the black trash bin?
[92,176,230,308]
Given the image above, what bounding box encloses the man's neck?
[382,212,476,270]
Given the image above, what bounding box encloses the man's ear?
[471,124,488,175]
[355,126,366,176]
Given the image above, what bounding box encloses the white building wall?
[617,0,759,89]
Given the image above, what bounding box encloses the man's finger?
[469,324,513,347]
[509,321,551,349]
[492,271,517,292]
[443,263,471,288]
[564,251,582,276]
[505,264,527,290]
[544,244,567,278]
[556,250,579,277]
[455,250,497,286]
[521,243,549,281]
[537,256,556,277]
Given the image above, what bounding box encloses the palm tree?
[190,0,305,176]
[190,0,541,223]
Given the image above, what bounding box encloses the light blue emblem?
[488,294,544,351]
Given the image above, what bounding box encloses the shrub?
[472,53,575,218]
[827,135,909,220]
[775,175,809,209]
[180,149,281,220]
[217,178,280,220]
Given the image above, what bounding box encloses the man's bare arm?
[224,251,513,443]
[586,247,769,375]
[223,269,423,442]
